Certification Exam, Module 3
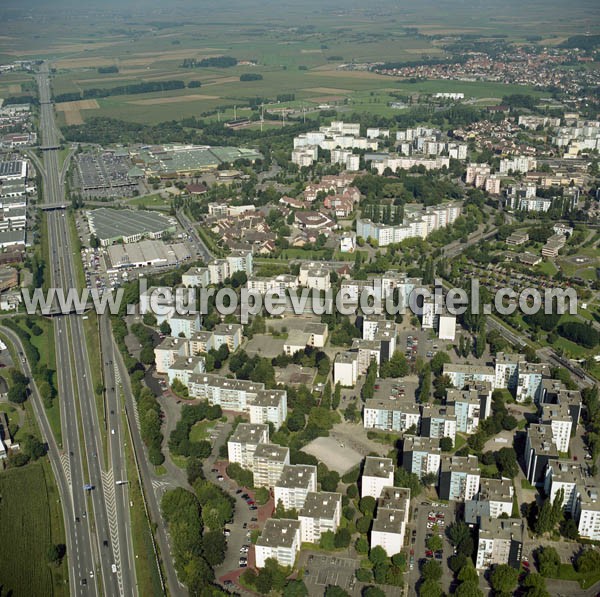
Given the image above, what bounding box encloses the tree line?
[54,80,187,103]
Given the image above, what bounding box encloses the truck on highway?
[83,484,94,491]
[115,480,128,485]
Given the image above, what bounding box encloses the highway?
[35,63,136,596]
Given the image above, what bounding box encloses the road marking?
[60,451,72,489]
[102,468,124,596]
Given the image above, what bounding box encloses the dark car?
[236,489,243,494]
[251,517,258,521]
[249,505,258,510]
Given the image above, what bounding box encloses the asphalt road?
[35,62,136,596]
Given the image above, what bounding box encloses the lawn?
[82,312,108,463]
[122,406,165,596]
[189,419,215,442]
[0,461,68,597]
[547,564,600,589]
[126,193,171,210]
[535,260,558,277]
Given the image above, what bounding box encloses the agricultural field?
[0,461,68,597]
[1,0,589,124]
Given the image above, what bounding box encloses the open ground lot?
[302,436,363,474]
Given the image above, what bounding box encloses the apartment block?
[333,351,359,387]
[154,336,190,374]
[402,436,441,479]
[227,423,269,470]
[475,517,524,570]
[541,403,572,453]
[249,389,288,430]
[298,492,342,543]
[443,364,495,389]
[274,465,318,511]
[253,443,290,488]
[364,396,420,434]
[255,519,301,568]
[439,455,480,501]
[362,456,395,499]
[447,388,482,434]
[524,424,559,486]
[420,405,457,443]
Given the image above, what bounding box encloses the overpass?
[39,202,68,211]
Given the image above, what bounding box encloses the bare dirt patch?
[305,87,351,94]
[56,99,100,111]
[64,110,84,125]
[127,94,219,105]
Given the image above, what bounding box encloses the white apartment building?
[299,492,342,543]
[154,336,190,374]
[371,485,411,556]
[402,436,442,479]
[333,351,359,387]
[421,405,457,443]
[439,456,480,501]
[167,356,205,386]
[253,443,290,488]
[370,508,406,556]
[477,478,514,518]
[169,313,202,339]
[475,517,524,570]
[443,364,496,389]
[227,423,269,470]
[361,456,395,499]
[249,389,288,430]
[541,403,572,453]
[447,388,482,435]
[575,489,600,541]
[182,266,210,288]
[494,353,525,391]
[212,323,243,352]
[364,397,421,434]
[544,461,581,514]
[274,465,318,511]
[255,519,301,568]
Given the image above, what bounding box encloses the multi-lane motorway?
[36,62,136,596]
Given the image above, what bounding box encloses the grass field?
[189,419,216,442]
[0,461,68,597]
[121,404,164,595]
[1,1,578,124]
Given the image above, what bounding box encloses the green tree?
[536,546,561,577]
[575,548,600,573]
[455,580,483,597]
[359,496,377,517]
[283,579,309,597]
[495,447,519,478]
[355,536,369,553]
[440,437,453,452]
[363,587,385,597]
[422,559,442,581]
[369,545,388,566]
[334,527,352,548]
[320,530,336,550]
[419,579,443,597]
[324,586,350,597]
[426,534,443,553]
[490,564,518,595]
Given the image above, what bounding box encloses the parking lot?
[301,553,359,594]
[75,150,140,199]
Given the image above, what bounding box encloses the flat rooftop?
[253,443,290,463]
[300,492,341,520]
[88,208,174,241]
[275,464,317,490]
[229,423,269,445]
[372,508,405,534]
[363,456,395,479]
[256,518,301,549]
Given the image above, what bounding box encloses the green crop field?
[0,461,68,597]
[3,0,589,124]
